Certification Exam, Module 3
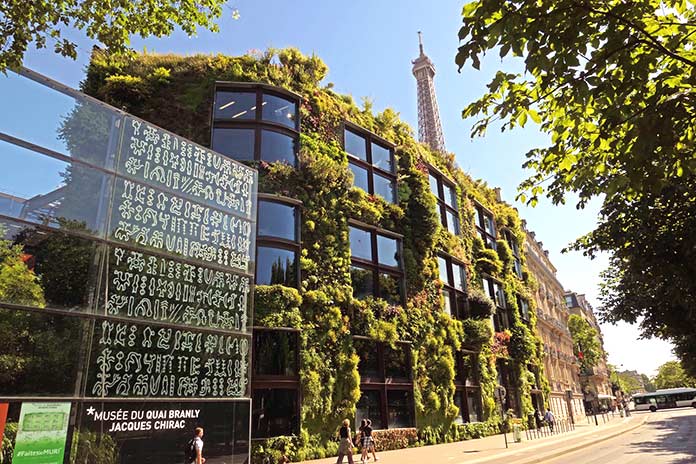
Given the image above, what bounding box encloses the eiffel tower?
[412,31,446,153]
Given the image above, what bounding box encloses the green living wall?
[81,48,548,461]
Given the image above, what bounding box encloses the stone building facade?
[523,228,586,422]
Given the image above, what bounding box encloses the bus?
[632,388,696,412]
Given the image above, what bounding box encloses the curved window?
[262,93,297,128]
[344,124,397,203]
[258,200,296,241]
[212,84,299,167]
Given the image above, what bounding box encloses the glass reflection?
[378,273,401,305]
[356,389,382,429]
[387,390,414,428]
[454,390,465,424]
[373,173,395,203]
[214,91,257,120]
[260,130,296,165]
[446,210,460,235]
[438,256,449,284]
[351,265,374,299]
[444,184,457,208]
[349,162,369,192]
[252,389,299,438]
[429,174,439,197]
[0,71,119,168]
[384,345,410,379]
[262,93,297,128]
[254,330,298,376]
[0,139,112,236]
[453,263,466,291]
[467,389,482,422]
[212,127,255,161]
[0,307,85,396]
[442,289,452,315]
[344,129,367,161]
[256,246,297,286]
[258,201,296,241]
[354,339,380,378]
[376,234,399,267]
[371,142,392,172]
[349,227,372,261]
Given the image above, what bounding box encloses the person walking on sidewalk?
[336,419,355,464]
[186,427,205,464]
[364,419,378,462]
[544,408,556,432]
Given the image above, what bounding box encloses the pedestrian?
[543,408,556,432]
[357,419,369,464]
[533,408,543,429]
[186,427,205,464]
[336,419,355,464]
[365,419,378,462]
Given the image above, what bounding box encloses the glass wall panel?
[252,389,299,438]
[75,400,250,463]
[373,173,395,203]
[356,390,382,429]
[371,143,392,172]
[384,345,410,379]
[377,235,398,267]
[0,308,86,396]
[387,390,414,428]
[349,227,372,261]
[344,130,367,161]
[258,200,296,241]
[256,246,296,287]
[212,128,255,161]
[253,330,298,376]
[349,162,370,192]
[351,266,374,300]
[378,273,401,305]
[214,91,257,120]
[262,93,297,128]
[260,130,296,165]
[354,339,380,378]
[0,71,120,168]
[0,139,113,236]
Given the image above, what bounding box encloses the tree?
[653,361,696,390]
[567,314,603,372]
[0,0,233,71]
[641,374,656,392]
[457,0,696,374]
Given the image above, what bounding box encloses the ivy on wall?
[82,47,549,461]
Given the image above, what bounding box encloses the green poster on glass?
[13,402,71,464]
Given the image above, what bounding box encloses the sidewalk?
[300,413,649,464]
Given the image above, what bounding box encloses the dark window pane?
[378,273,402,305]
[385,345,410,379]
[476,209,486,230]
[254,330,298,376]
[349,162,370,192]
[467,388,482,422]
[438,256,449,284]
[493,282,506,308]
[519,298,530,320]
[351,266,374,299]
[258,200,296,241]
[444,184,457,208]
[387,390,414,428]
[354,339,380,378]
[262,93,297,128]
[214,90,257,120]
[0,307,85,396]
[252,388,299,438]
[256,246,297,286]
[260,130,296,165]
[456,292,468,319]
[371,142,392,171]
[356,389,383,429]
[454,390,465,424]
[429,173,439,198]
[373,173,396,203]
[212,127,255,161]
[377,234,399,267]
[514,258,523,278]
[345,129,367,161]
[446,209,460,235]
[453,263,466,292]
[349,226,372,261]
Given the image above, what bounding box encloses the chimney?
[493,187,502,202]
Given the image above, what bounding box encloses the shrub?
[372,428,418,451]
[468,287,495,319]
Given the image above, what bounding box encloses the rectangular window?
[438,254,468,319]
[428,169,460,236]
[475,204,497,249]
[256,246,297,287]
[253,330,299,377]
[344,125,397,203]
[349,225,403,305]
[483,277,509,331]
[517,296,530,322]
[504,230,523,279]
[387,390,414,428]
[252,388,299,438]
[356,389,383,429]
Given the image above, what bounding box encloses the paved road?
[542,408,696,464]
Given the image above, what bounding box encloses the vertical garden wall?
[80,48,549,461]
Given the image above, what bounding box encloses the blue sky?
[16,0,674,375]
